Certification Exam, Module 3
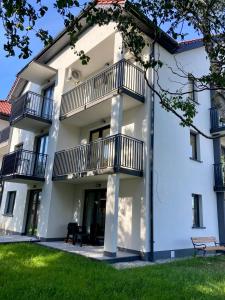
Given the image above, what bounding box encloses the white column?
[104,31,123,256]
[38,68,66,239]
[104,174,120,256]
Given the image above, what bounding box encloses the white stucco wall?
[153,45,219,252]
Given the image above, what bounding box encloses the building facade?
[0,4,223,260]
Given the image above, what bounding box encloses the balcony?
[1,149,48,183]
[53,134,144,181]
[10,91,53,132]
[60,60,145,126]
[0,126,10,156]
[214,163,225,191]
[210,108,225,134]
[0,126,10,144]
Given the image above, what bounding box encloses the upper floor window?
[90,125,110,142]
[188,75,198,103]
[14,143,23,151]
[4,191,16,216]
[190,131,200,161]
[192,194,203,228]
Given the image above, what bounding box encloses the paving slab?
[38,241,139,263]
[0,235,39,244]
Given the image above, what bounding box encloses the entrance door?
[83,189,106,245]
[25,190,41,236]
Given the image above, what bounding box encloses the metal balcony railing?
[1,149,48,180]
[210,107,225,132]
[53,134,144,178]
[60,59,145,119]
[214,163,225,190]
[0,126,10,144]
[10,91,53,124]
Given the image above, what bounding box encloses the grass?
[1,244,225,299]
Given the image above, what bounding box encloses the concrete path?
[38,241,139,263]
[0,234,39,244]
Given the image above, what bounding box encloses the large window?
[192,194,203,228]
[4,191,16,216]
[190,131,200,161]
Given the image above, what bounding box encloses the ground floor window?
[4,191,16,216]
[192,194,203,228]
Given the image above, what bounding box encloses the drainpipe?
[149,43,155,261]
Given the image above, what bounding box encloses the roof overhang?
[17,61,57,85]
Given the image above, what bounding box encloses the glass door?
[42,85,54,119]
[89,125,110,169]
[25,190,41,236]
[34,134,49,177]
[83,189,106,245]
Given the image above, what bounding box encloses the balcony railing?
[0,126,10,144]
[210,108,225,133]
[10,91,53,124]
[214,163,225,190]
[1,149,48,180]
[53,134,144,179]
[60,59,145,119]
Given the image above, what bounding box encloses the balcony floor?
[53,172,142,184]
[60,92,143,127]
[11,114,52,132]
[1,174,45,184]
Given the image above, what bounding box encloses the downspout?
[149,43,155,261]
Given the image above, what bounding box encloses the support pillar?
[104,31,123,256]
[104,174,120,256]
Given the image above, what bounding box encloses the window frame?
[188,75,198,104]
[14,143,23,151]
[4,191,16,216]
[192,194,204,228]
[190,131,198,161]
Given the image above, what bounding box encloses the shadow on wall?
[118,178,145,252]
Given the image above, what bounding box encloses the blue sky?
[0,6,65,99]
[0,4,199,99]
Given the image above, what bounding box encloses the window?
[188,75,198,103]
[4,191,16,216]
[14,143,23,151]
[192,194,203,228]
[190,131,199,160]
[90,125,110,142]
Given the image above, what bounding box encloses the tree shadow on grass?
[1,243,225,300]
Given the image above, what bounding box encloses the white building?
[0,1,223,260]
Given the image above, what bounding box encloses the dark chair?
[65,222,79,245]
[76,226,89,247]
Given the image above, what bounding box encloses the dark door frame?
[89,124,110,142]
[33,134,49,176]
[41,84,55,118]
[25,189,42,236]
[82,189,107,245]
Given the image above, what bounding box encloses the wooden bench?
[191,236,225,256]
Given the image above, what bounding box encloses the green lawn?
[1,244,225,299]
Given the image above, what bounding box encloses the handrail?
[0,126,10,144]
[10,91,53,123]
[1,149,48,179]
[53,133,144,178]
[60,59,145,118]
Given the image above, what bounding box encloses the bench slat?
[191,236,216,244]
